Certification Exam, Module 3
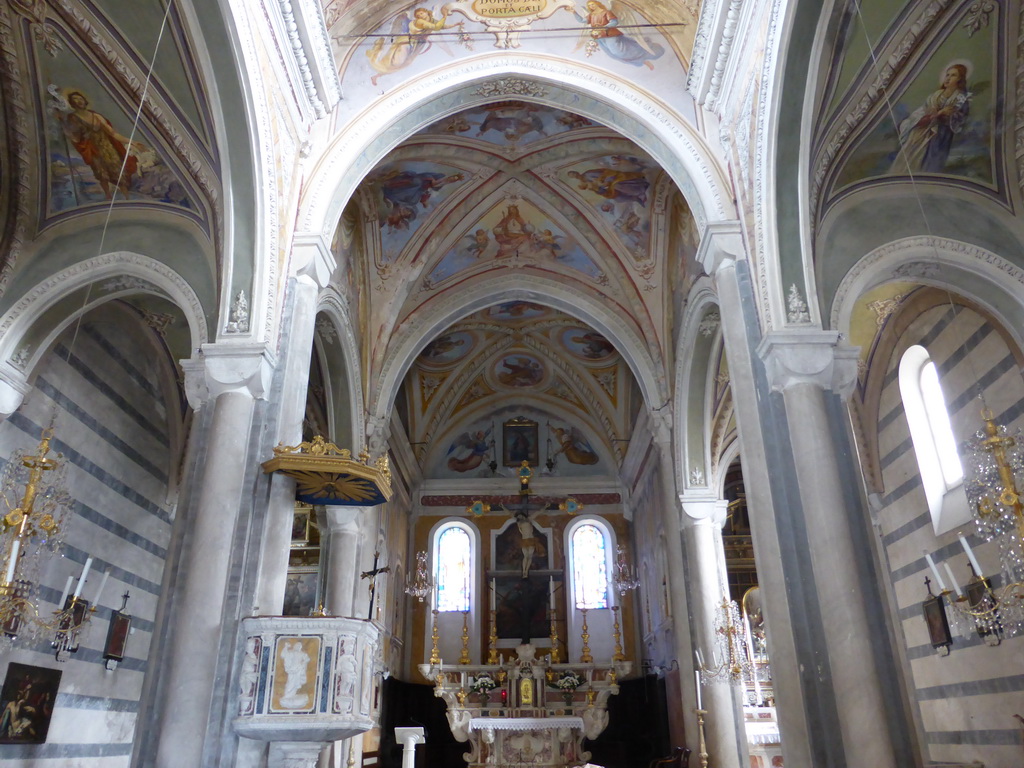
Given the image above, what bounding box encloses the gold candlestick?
[488,609,499,664]
[459,610,471,664]
[611,605,625,661]
[580,608,592,663]
[695,709,709,768]
[429,608,441,665]
[549,608,560,663]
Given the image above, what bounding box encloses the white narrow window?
[570,521,610,610]
[900,345,968,534]
[435,524,472,612]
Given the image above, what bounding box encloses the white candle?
[695,670,702,710]
[490,578,496,612]
[73,557,93,600]
[549,576,555,611]
[923,551,947,592]
[4,539,20,585]
[943,562,963,598]
[695,648,704,668]
[58,576,73,609]
[959,535,983,577]
[93,570,110,607]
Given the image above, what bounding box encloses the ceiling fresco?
[403,302,637,479]
[347,102,697,401]
[322,1,700,122]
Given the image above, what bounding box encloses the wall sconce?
[405,551,434,602]
[103,590,132,671]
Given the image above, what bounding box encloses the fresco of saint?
[367,7,458,86]
[893,63,971,173]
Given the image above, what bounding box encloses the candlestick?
[93,570,110,608]
[959,534,983,577]
[4,538,20,585]
[72,557,93,600]
[58,576,73,609]
[923,551,947,592]
[579,608,592,663]
[429,608,441,665]
[488,609,499,664]
[695,708,709,768]
[943,562,963,597]
[549,608,560,663]
[611,605,625,661]
[459,610,471,664]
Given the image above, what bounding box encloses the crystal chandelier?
[950,409,1024,636]
[611,544,640,594]
[405,550,434,602]
[0,428,87,653]
[696,597,762,686]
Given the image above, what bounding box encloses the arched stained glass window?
[435,525,471,612]
[571,523,609,610]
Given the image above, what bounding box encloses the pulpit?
[421,643,629,768]
[233,616,383,765]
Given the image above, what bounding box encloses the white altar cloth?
[468,717,585,732]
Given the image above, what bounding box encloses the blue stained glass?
[436,526,471,612]
[572,524,608,609]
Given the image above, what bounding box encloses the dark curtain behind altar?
[379,677,468,767]
[584,674,673,767]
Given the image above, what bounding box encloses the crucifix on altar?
[470,461,583,647]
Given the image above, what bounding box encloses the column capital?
[696,220,745,276]
[0,369,30,420]
[291,233,338,290]
[365,413,392,457]
[679,493,729,527]
[322,506,365,532]
[180,343,277,410]
[756,330,859,398]
[647,408,673,447]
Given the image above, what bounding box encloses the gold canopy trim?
[262,436,393,505]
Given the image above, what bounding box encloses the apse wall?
[0,311,176,766]
[874,303,1024,766]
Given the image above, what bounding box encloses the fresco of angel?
[573,1,663,70]
[550,423,599,465]
[446,428,492,472]
[367,7,460,86]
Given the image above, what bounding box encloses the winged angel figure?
[366,7,466,86]
[572,1,663,70]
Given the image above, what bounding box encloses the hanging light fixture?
[611,544,640,594]
[696,597,762,687]
[0,427,93,654]
[405,550,434,602]
[940,409,1024,637]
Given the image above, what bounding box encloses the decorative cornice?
[181,342,276,409]
[277,0,327,118]
[420,493,620,506]
[703,0,743,112]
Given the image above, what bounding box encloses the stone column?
[680,495,746,768]
[155,343,275,768]
[758,330,898,768]
[323,507,364,618]
[648,413,699,752]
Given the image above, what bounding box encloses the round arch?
[370,272,665,427]
[830,236,1024,357]
[297,55,735,243]
[316,288,365,449]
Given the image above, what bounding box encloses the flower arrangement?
[470,674,498,694]
[553,671,583,691]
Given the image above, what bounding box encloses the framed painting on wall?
[0,663,62,744]
[284,567,319,617]
[503,417,538,467]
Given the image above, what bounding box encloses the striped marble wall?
[875,303,1024,766]
[0,311,179,766]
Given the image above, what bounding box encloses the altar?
[420,644,629,768]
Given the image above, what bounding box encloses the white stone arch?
[830,236,1024,357]
[370,273,665,428]
[0,252,207,417]
[675,278,721,494]
[715,438,742,501]
[297,55,735,245]
[316,288,366,450]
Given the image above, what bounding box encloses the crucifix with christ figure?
[360,551,390,620]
